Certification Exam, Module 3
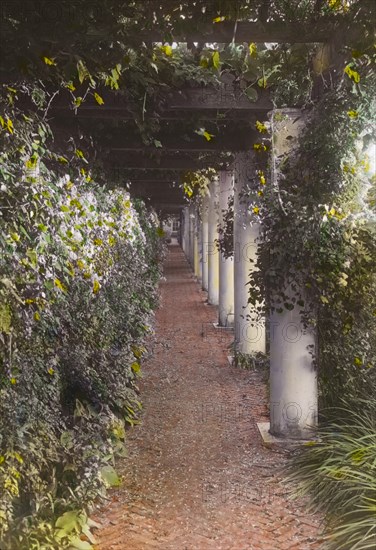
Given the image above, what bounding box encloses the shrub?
[0,96,164,548]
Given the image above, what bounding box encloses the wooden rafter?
[107,130,257,152]
[137,20,334,44]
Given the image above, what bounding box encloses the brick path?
[94,245,323,550]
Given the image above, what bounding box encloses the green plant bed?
[231,348,270,388]
[286,401,376,550]
[0,94,165,547]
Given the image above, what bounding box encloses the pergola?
[47,14,339,212]
[48,17,341,440]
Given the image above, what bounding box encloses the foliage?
[1,1,376,547]
[217,194,234,259]
[241,23,376,550]
[248,43,376,407]
[0,86,164,548]
[286,402,376,550]
[182,168,217,199]
[233,350,268,371]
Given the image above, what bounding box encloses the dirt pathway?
[95,245,323,550]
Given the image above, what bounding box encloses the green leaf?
[19,225,30,239]
[244,87,258,102]
[77,60,90,84]
[100,465,121,487]
[203,131,214,141]
[43,56,56,66]
[200,57,209,68]
[161,44,172,56]
[212,51,220,70]
[81,524,97,544]
[6,118,14,134]
[94,92,104,105]
[66,81,76,91]
[249,43,257,57]
[69,538,93,550]
[344,64,360,83]
[55,510,81,535]
[257,77,268,88]
[74,97,83,107]
[60,431,74,449]
[0,303,12,334]
[131,361,141,373]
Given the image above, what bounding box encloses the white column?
[234,153,266,354]
[181,207,188,255]
[218,170,234,326]
[197,216,203,281]
[188,205,195,267]
[269,108,317,439]
[207,178,220,305]
[193,207,200,278]
[201,195,209,291]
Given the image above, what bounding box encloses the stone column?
[188,205,195,267]
[207,178,220,305]
[233,153,266,354]
[201,194,209,291]
[218,170,234,326]
[179,210,184,247]
[197,215,203,281]
[193,207,201,279]
[181,207,188,255]
[268,109,317,439]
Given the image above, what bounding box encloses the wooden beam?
[128,179,179,184]
[131,193,186,205]
[108,156,220,172]
[138,20,333,44]
[51,107,265,121]
[108,129,257,153]
[50,83,272,115]
[166,87,272,111]
[152,203,186,211]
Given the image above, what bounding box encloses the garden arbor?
[49,36,338,441]
[62,19,373,439]
[6,1,370,443]
[1,3,375,546]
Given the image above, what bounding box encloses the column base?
[257,422,318,448]
[212,322,234,331]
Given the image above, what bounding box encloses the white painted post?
[188,205,195,267]
[233,153,266,354]
[201,194,209,291]
[181,207,188,255]
[197,214,203,281]
[269,109,318,439]
[207,178,220,305]
[218,170,234,326]
[193,207,200,278]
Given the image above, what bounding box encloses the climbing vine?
[247,41,376,406]
[0,84,165,548]
[0,1,375,547]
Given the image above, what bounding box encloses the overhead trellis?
[0,0,374,212]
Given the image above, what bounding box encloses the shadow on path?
[95,245,323,550]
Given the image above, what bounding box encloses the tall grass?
[286,401,376,549]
